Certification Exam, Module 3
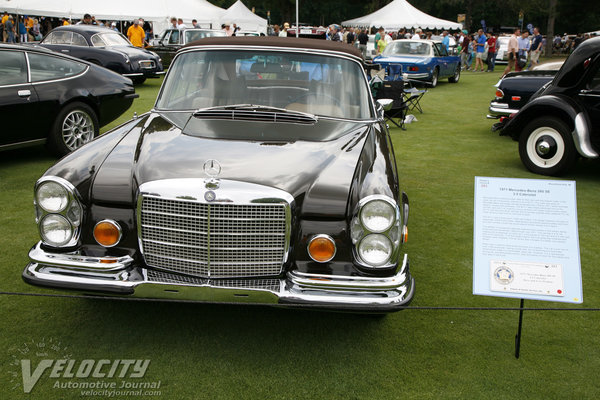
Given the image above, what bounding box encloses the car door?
[432,43,448,77]
[578,63,600,149]
[151,29,177,67]
[65,32,91,60]
[0,50,42,147]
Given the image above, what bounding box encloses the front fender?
[502,95,598,159]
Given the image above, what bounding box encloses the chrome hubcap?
[62,110,94,151]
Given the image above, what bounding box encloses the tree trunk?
[546,0,557,56]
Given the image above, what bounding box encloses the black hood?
[91,113,372,218]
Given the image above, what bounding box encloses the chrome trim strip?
[573,112,599,159]
[488,103,519,116]
[123,73,144,77]
[28,242,133,271]
[0,138,46,150]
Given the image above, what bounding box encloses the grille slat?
[140,195,288,278]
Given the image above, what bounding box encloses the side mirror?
[377,98,394,112]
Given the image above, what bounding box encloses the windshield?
[92,32,131,47]
[185,30,226,43]
[382,41,431,56]
[156,50,373,119]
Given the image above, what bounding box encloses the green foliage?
[1,71,599,399]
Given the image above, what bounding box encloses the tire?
[448,65,460,83]
[48,102,98,156]
[518,116,577,176]
[430,68,438,87]
[131,77,147,85]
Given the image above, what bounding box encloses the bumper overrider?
[23,243,414,312]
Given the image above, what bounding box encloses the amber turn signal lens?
[94,220,121,247]
[402,226,408,243]
[308,235,336,263]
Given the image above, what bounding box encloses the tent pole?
[296,0,299,37]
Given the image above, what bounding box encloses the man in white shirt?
[412,28,422,40]
[177,18,187,29]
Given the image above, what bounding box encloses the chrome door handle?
[61,49,69,53]
[18,89,31,98]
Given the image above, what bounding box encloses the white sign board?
[473,177,582,303]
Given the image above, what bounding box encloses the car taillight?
[511,96,521,101]
[495,89,504,99]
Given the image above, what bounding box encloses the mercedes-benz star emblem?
[203,159,221,178]
[204,191,216,202]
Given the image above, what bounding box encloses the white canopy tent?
[0,0,225,33]
[220,0,267,34]
[342,0,462,31]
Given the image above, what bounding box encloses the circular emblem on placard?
[494,266,514,285]
[204,191,216,202]
[203,159,221,178]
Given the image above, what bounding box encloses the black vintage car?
[23,37,414,312]
[501,37,600,175]
[0,43,137,155]
[37,25,163,84]
[150,28,226,69]
[487,62,564,129]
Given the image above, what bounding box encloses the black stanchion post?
[515,298,525,358]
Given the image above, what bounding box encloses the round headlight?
[40,214,73,246]
[37,181,69,213]
[358,234,392,267]
[360,199,396,233]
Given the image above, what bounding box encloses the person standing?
[346,27,356,45]
[529,27,543,69]
[127,19,145,48]
[486,33,497,72]
[441,31,450,53]
[374,27,382,47]
[357,29,368,59]
[460,32,470,70]
[31,18,42,41]
[412,28,422,39]
[473,29,486,71]
[516,31,529,71]
[5,15,15,43]
[502,28,520,77]
[18,17,27,42]
[279,22,289,37]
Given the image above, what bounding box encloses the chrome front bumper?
[23,244,414,312]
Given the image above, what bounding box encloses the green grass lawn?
[1,71,599,399]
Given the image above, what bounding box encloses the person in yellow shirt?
[1,12,9,42]
[127,19,145,48]
[62,18,70,26]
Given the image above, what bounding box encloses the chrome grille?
[139,185,290,278]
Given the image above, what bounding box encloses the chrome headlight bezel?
[351,194,402,269]
[34,176,83,248]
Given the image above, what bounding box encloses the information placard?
[473,177,582,303]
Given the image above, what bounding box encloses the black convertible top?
[183,36,364,60]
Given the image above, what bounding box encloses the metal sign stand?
[514,299,525,358]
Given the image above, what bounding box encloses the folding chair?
[403,86,426,114]
[376,80,407,130]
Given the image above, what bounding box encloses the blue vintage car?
[373,39,461,87]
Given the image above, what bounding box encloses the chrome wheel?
[431,69,438,87]
[62,110,94,151]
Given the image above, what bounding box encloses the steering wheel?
[288,92,341,106]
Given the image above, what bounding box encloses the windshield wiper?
[195,104,294,114]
